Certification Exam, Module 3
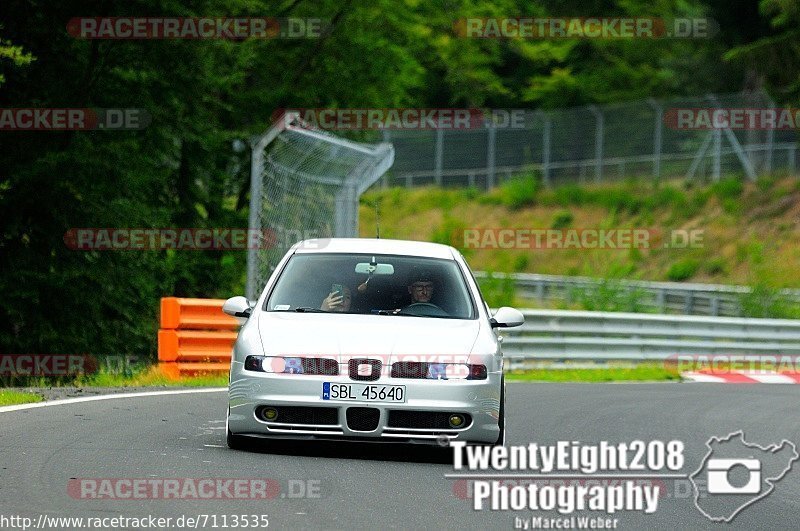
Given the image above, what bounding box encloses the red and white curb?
[682,371,800,383]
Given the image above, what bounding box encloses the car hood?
[256,312,481,363]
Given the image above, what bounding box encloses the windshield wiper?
[294,307,329,313]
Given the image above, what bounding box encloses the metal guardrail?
[475,271,800,317]
[500,309,800,365]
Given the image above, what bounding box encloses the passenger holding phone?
[320,284,353,312]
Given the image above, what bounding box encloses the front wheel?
[227,429,249,450]
[226,408,248,450]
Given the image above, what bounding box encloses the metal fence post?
[541,112,552,187]
[764,91,776,175]
[434,129,444,186]
[712,128,722,181]
[707,93,756,181]
[246,137,266,301]
[486,123,496,190]
[589,106,604,183]
[710,297,720,316]
[766,127,774,175]
[648,99,662,183]
[684,292,694,314]
[381,130,392,188]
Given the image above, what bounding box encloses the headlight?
[392,362,487,380]
[244,356,338,375]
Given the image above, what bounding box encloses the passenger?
[320,285,353,312]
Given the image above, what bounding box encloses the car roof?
[292,238,457,259]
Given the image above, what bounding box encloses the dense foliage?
[0,0,797,359]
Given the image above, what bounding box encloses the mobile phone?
[332,283,344,297]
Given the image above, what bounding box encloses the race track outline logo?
[690,430,798,522]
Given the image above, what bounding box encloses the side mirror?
[223,296,252,318]
[490,307,524,328]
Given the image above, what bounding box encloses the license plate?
[322,383,406,403]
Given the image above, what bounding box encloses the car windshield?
[265,253,476,319]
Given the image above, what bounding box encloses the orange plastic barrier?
[160,297,239,330]
[158,297,240,379]
[157,330,238,362]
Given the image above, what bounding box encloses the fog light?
[449,414,465,428]
[262,407,278,421]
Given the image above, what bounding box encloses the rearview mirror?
[222,296,252,318]
[355,262,394,275]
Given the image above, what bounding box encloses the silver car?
[223,238,523,449]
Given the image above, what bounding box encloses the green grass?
[361,174,800,309]
[1,364,228,390]
[486,173,539,209]
[0,390,43,406]
[666,258,701,281]
[506,363,681,382]
[73,367,228,388]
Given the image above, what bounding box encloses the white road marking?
[0,388,227,414]
[681,372,727,383]
[682,370,800,384]
[735,371,797,384]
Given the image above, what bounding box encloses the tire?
[226,428,249,450]
[494,375,506,446]
[226,407,248,450]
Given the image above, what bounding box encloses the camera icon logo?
[706,458,761,494]
[690,431,798,522]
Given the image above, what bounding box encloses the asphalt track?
[1,383,799,530]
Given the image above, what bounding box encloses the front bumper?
[227,361,503,445]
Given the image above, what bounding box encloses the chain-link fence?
[247,113,394,299]
[382,90,798,188]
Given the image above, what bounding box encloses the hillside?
[359,175,800,290]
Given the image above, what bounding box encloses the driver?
[390,270,445,315]
[408,273,435,304]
